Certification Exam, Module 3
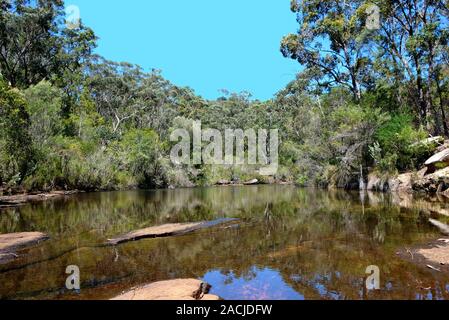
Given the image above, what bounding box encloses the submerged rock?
[398,237,449,274]
[0,232,49,264]
[417,240,449,267]
[107,218,239,245]
[111,279,220,300]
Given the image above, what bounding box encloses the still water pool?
[0,186,448,300]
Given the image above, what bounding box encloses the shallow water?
[0,186,448,300]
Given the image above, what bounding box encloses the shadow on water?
[0,186,448,300]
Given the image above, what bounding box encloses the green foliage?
[374,114,429,171]
[115,129,166,188]
[0,79,34,187]
[283,0,449,135]
[23,136,126,191]
[24,81,64,144]
[1,0,449,194]
[0,0,96,88]
[369,142,398,174]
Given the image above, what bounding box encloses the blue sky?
[68,0,300,100]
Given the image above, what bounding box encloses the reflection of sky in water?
[202,267,305,300]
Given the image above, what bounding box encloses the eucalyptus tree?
[86,57,145,135]
[281,0,376,102]
[373,0,449,134]
[0,0,96,89]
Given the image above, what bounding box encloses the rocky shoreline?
[0,190,81,208]
[366,136,449,195]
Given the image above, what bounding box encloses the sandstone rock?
[0,253,16,264]
[0,232,49,252]
[436,140,449,153]
[107,218,239,245]
[388,172,415,192]
[243,179,259,185]
[366,173,387,191]
[111,279,220,300]
[425,148,449,166]
[414,166,449,193]
[367,169,422,192]
[217,179,231,185]
[0,232,49,264]
[417,242,449,265]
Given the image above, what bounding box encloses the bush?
[0,79,35,187]
[116,129,167,188]
[374,114,429,171]
[24,136,127,191]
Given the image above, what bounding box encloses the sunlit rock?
[111,279,220,300]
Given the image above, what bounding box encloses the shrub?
[0,79,35,187]
[116,129,167,188]
[374,114,429,171]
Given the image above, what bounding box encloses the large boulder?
[424,148,449,172]
[367,169,425,192]
[389,168,427,192]
[425,148,449,165]
[111,279,220,300]
[413,166,449,193]
[366,173,388,191]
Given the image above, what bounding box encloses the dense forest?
[1,0,449,194]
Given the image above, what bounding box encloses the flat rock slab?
[418,242,449,265]
[111,279,220,300]
[107,218,239,245]
[425,148,449,166]
[0,232,49,264]
[398,238,449,274]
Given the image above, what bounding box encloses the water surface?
[0,186,448,300]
